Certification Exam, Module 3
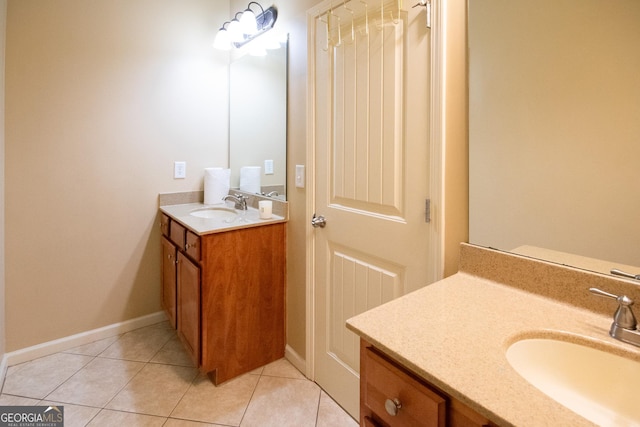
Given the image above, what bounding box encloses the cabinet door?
[161,237,177,328]
[177,251,200,367]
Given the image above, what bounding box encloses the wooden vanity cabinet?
[360,340,495,427]
[160,212,286,384]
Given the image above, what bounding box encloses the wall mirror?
[229,35,288,200]
[468,0,640,275]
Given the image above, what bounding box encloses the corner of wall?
[0,0,8,384]
[443,0,469,278]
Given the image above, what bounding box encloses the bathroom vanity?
[348,243,640,426]
[159,194,287,385]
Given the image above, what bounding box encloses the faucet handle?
[590,288,637,330]
[233,193,249,209]
[611,269,640,281]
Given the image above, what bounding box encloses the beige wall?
[443,0,469,277]
[468,0,639,266]
[5,0,229,351]
[0,0,6,360]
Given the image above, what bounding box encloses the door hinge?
[425,199,431,223]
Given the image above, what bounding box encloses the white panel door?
[310,0,432,419]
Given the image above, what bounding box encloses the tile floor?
[0,321,358,427]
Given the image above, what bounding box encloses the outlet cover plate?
[295,165,305,188]
[265,159,274,175]
[174,161,186,179]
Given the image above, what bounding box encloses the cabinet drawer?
[364,347,445,427]
[185,230,201,261]
[160,214,170,237]
[169,220,186,248]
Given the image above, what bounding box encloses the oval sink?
[506,338,640,426]
[189,207,238,220]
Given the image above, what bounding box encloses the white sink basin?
[189,207,238,220]
[506,338,640,426]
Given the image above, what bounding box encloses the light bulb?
[240,10,258,34]
[213,29,232,50]
[227,19,244,43]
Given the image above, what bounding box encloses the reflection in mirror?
[229,36,288,200]
[468,0,640,275]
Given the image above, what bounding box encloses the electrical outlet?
[264,159,274,175]
[174,161,186,179]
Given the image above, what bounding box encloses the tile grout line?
[236,369,265,427]
[97,326,176,419]
[165,362,201,423]
[313,386,322,427]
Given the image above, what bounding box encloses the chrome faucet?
[590,288,640,348]
[223,194,248,210]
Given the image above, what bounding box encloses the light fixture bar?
[213,3,278,51]
[234,6,277,48]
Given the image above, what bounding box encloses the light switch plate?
[265,159,274,175]
[174,161,186,179]
[295,165,305,188]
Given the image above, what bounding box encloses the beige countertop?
[160,202,286,236]
[346,244,640,426]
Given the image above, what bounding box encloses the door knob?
[311,214,327,228]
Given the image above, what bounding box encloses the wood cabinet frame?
[160,213,286,384]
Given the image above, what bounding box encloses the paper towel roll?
[204,168,230,205]
[240,166,261,194]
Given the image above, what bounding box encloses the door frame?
[304,0,446,381]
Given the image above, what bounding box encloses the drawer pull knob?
[385,398,402,416]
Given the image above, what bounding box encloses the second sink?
[189,207,238,220]
[506,337,640,426]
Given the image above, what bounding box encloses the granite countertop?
[160,202,287,236]
[346,244,640,426]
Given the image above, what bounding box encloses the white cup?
[259,200,273,219]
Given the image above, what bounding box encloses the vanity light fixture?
[213,2,278,50]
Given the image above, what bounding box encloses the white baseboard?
[284,344,307,378]
[1,315,305,389]
[4,311,167,368]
